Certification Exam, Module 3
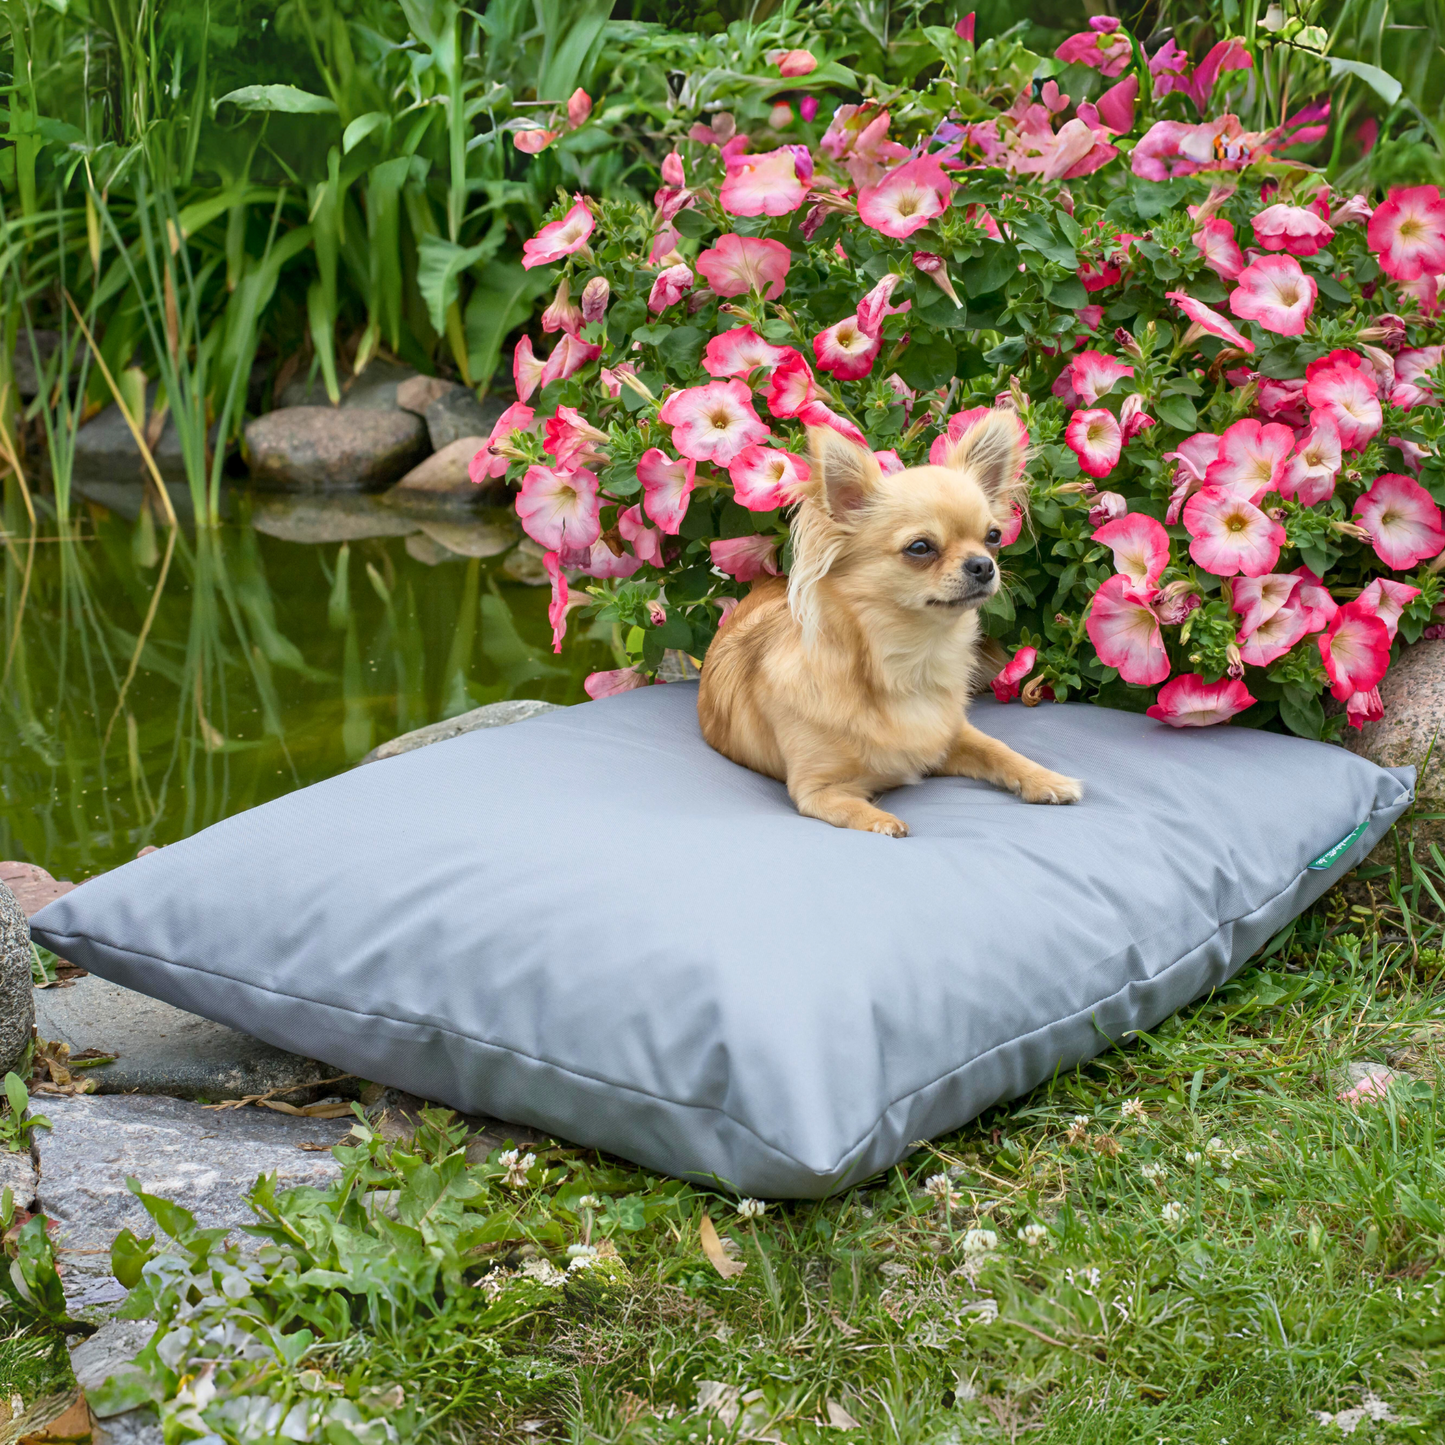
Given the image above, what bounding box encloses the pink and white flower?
[721,148,806,217]
[570,538,644,580]
[1251,203,1335,257]
[1318,600,1391,700]
[1229,255,1317,336]
[857,156,952,240]
[1163,432,1222,522]
[516,465,601,552]
[766,350,816,418]
[659,380,771,466]
[1087,574,1171,685]
[1093,512,1171,586]
[544,551,569,652]
[513,128,559,154]
[1146,674,1256,727]
[618,503,665,568]
[1193,217,1244,279]
[695,233,792,299]
[1304,351,1382,451]
[567,89,592,128]
[990,645,1037,703]
[1229,573,1300,637]
[513,335,545,403]
[637,449,696,534]
[1184,486,1286,576]
[1236,599,1310,667]
[710,534,780,581]
[1065,408,1123,478]
[773,48,817,76]
[875,449,905,475]
[856,274,911,335]
[1055,18,1132,78]
[703,326,790,380]
[471,402,536,482]
[541,279,582,335]
[1391,346,1443,409]
[813,315,882,381]
[1357,577,1422,642]
[648,264,694,312]
[729,445,810,511]
[1292,567,1339,632]
[1088,491,1127,527]
[1352,472,1445,568]
[522,197,595,269]
[1280,416,1341,505]
[796,398,869,448]
[1254,375,1308,425]
[1346,687,1385,728]
[1367,185,1445,281]
[1119,393,1155,441]
[1204,418,1295,502]
[585,668,648,700]
[543,404,609,469]
[1166,290,1255,352]
[1052,350,1134,407]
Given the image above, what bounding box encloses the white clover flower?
[1066,1114,1091,1144]
[962,1228,998,1257]
[1017,1223,1049,1248]
[1161,1201,1184,1226]
[1184,1150,1202,1166]
[576,1194,602,1211]
[1121,1098,1148,1121]
[498,1149,536,1188]
[925,1173,962,1210]
[736,1198,766,1220]
[565,1243,597,1259]
[1141,1161,1167,1182]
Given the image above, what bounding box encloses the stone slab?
[0,1148,37,1210]
[396,375,461,416]
[34,975,349,1104]
[248,491,420,545]
[244,407,428,492]
[425,389,505,451]
[359,699,563,764]
[383,436,490,507]
[0,883,35,1077]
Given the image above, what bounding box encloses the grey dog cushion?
[31,686,1412,1198]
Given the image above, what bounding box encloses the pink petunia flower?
[543,404,609,469]
[1229,573,1301,637]
[813,315,882,381]
[585,668,648,700]
[1357,577,1422,642]
[1352,472,1445,568]
[648,264,694,313]
[541,279,582,336]
[1055,21,1132,78]
[568,538,643,580]
[1087,574,1171,685]
[1163,432,1222,522]
[857,156,953,240]
[1318,600,1391,700]
[1229,254,1317,336]
[527,332,601,396]
[990,645,1037,703]
[1367,185,1445,281]
[522,197,595,269]
[513,336,545,403]
[1146,674,1256,727]
[1193,217,1245,279]
[1390,346,1443,409]
[1346,687,1385,728]
[703,326,790,380]
[471,402,536,483]
[1053,350,1135,408]
[1304,351,1382,451]
[796,398,868,447]
[695,233,792,299]
[1291,567,1339,632]
[543,551,569,652]
[729,445,810,511]
[1280,416,1341,505]
[659,379,772,466]
[513,129,559,154]
[875,449,905,475]
[1166,290,1255,352]
[766,350,817,418]
[516,465,601,553]
[710,534,780,581]
[1065,408,1123,478]
[773,48,817,77]
[1078,74,1139,134]
[1184,486,1286,576]
[720,148,806,217]
[567,89,592,128]
[1132,115,1262,181]
[1093,512,1171,587]
[1119,393,1155,441]
[1088,491,1128,527]
[856,274,911,335]
[1251,203,1335,257]
[1157,39,1253,113]
[1236,596,1310,667]
[618,503,664,568]
[637,448,696,534]
[1204,418,1295,502]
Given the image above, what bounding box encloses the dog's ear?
[806,425,883,521]
[945,408,1028,501]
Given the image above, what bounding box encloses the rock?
[359,699,563,764]
[71,1319,154,1397]
[0,884,36,1077]
[502,537,552,586]
[425,389,505,451]
[72,394,189,485]
[35,974,352,1104]
[396,374,462,415]
[0,1148,37,1210]
[414,516,516,558]
[245,407,429,492]
[383,437,491,509]
[404,532,461,566]
[93,1408,164,1445]
[1,862,77,919]
[36,1094,349,1254]
[278,358,418,411]
[249,492,420,545]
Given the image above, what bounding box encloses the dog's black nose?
[963,555,995,582]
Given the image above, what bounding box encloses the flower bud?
[1087,491,1127,527]
[580,276,610,324]
[800,95,819,123]
[541,278,582,336]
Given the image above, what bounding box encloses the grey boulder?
[360,699,563,764]
[425,387,505,451]
[383,436,493,509]
[245,407,429,491]
[0,882,35,1077]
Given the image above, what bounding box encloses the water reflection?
[0,480,612,878]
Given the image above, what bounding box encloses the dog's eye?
[903,539,934,558]
[985,527,1002,546]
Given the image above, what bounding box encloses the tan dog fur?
[697,410,1082,836]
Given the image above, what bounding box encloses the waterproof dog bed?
[31,685,1412,1198]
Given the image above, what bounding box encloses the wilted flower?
[737,1198,766,1220]
[924,1172,962,1211]
[1066,1115,1091,1144]
[1121,1099,1148,1122]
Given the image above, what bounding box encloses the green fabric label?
[1308,820,1369,871]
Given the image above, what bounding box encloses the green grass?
[10,832,1445,1443]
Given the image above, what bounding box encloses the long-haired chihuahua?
[697,408,1082,836]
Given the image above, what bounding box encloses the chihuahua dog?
[697,409,1082,836]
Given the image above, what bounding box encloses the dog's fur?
[697,410,1082,836]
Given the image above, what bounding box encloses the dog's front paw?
[865,811,910,837]
[1015,769,1083,805]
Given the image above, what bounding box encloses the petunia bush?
[475,14,1445,738]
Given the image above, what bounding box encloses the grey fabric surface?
[31,686,1414,1198]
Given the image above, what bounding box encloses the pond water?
[0,480,613,880]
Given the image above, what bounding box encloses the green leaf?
[1327,57,1402,107]
[1009,213,1076,268]
[1048,278,1088,310]
[87,1368,160,1420]
[960,244,1018,297]
[672,208,714,239]
[111,1228,155,1290]
[632,324,672,345]
[653,617,693,651]
[216,84,338,115]
[342,111,388,153]
[464,261,554,387]
[418,234,492,336]
[897,332,956,391]
[1153,393,1197,431]
[658,326,705,371]
[3,1073,26,1120]
[1280,687,1326,740]
[1317,275,1351,304]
